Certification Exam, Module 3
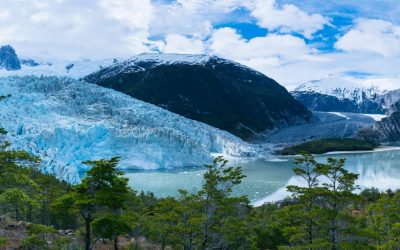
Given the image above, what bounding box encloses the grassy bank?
[276,138,379,155]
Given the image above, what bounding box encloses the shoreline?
[252,146,400,207]
[322,146,400,155]
[272,145,400,159]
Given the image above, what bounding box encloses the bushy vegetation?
[277,138,379,155]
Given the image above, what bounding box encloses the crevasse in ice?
[0,76,258,183]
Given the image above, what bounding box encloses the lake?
[125,147,400,206]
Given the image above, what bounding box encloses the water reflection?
[255,149,400,205]
[125,148,400,206]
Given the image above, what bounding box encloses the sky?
[0,0,400,89]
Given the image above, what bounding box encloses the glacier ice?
[0,76,260,183]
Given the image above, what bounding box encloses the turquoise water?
[125,148,400,205]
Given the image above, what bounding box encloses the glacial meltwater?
[125,148,400,206]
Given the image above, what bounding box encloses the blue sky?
[0,0,399,88]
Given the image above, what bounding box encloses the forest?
[0,95,399,250]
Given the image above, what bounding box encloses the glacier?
[0,76,261,183]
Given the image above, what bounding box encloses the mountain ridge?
[84,53,313,140]
[357,100,400,142]
[291,76,399,114]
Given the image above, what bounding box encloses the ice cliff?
[0,76,259,183]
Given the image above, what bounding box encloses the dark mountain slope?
[84,54,313,140]
[0,45,21,71]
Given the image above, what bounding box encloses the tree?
[21,224,58,249]
[0,144,40,190]
[145,196,181,249]
[0,128,6,135]
[286,152,324,245]
[142,157,254,249]
[199,156,253,249]
[82,157,131,250]
[0,141,41,223]
[92,213,132,250]
[283,154,363,249]
[366,192,400,247]
[318,157,359,250]
[50,193,78,230]
[54,157,131,250]
[175,190,203,250]
[0,188,39,220]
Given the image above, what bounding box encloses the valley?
[1,45,400,186]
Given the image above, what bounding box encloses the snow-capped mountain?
[292,76,392,114]
[294,76,380,101]
[0,76,260,183]
[84,53,313,140]
[0,56,116,78]
[381,89,400,112]
[0,44,117,78]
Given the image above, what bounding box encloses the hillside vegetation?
[277,138,379,155]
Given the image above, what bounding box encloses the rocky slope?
[265,111,378,145]
[381,89,400,110]
[0,45,21,71]
[292,76,388,114]
[84,53,313,139]
[357,101,400,142]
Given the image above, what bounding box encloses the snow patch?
[363,114,387,121]
[329,112,350,120]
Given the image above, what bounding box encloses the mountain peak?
[0,45,21,71]
[129,53,213,64]
[84,53,313,139]
[295,76,364,94]
[119,53,246,70]
[292,76,390,114]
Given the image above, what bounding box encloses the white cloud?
[336,19,400,56]
[99,0,153,30]
[350,77,400,91]
[249,0,329,38]
[0,0,399,90]
[162,35,206,54]
[149,0,244,39]
[0,0,328,60]
[253,51,400,88]
[0,0,154,59]
[210,27,312,60]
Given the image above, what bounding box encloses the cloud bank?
[0,0,399,87]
